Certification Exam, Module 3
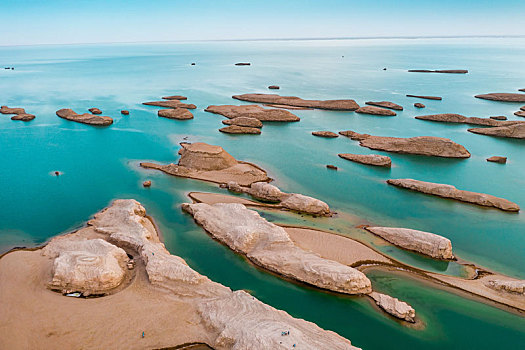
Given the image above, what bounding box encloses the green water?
[1,38,524,348]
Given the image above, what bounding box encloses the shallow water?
[1,38,524,348]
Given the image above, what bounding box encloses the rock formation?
[515,110,525,117]
[143,100,197,109]
[225,181,331,216]
[162,95,187,100]
[268,85,280,89]
[365,101,403,110]
[88,108,102,114]
[222,117,263,128]
[369,292,416,322]
[414,103,425,108]
[356,106,397,116]
[338,154,392,167]
[158,108,194,120]
[1,105,35,121]
[205,104,300,122]
[490,116,507,120]
[326,165,338,170]
[475,93,525,102]
[468,123,525,139]
[406,95,442,100]
[387,179,520,212]
[339,130,471,158]
[484,279,525,295]
[364,227,453,260]
[140,142,269,186]
[56,108,113,126]
[219,125,261,134]
[121,110,129,115]
[521,106,525,111]
[487,156,507,164]
[143,180,152,187]
[415,113,523,127]
[312,131,339,138]
[235,62,251,66]
[182,202,371,295]
[232,93,360,111]
[408,69,468,74]
[42,238,128,295]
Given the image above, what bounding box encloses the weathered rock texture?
[475,93,525,102]
[468,123,525,139]
[408,69,468,74]
[182,202,371,295]
[162,95,187,100]
[222,117,263,128]
[339,130,471,158]
[490,116,507,120]
[369,292,416,322]
[226,181,331,216]
[338,154,392,167]
[484,279,525,295]
[1,105,35,121]
[10,114,35,121]
[515,110,525,117]
[90,199,360,349]
[364,227,453,260]
[89,108,102,114]
[365,101,403,110]
[414,103,425,108]
[387,179,520,212]
[205,105,300,122]
[233,93,360,111]
[56,108,113,126]
[219,125,261,134]
[140,142,269,186]
[42,238,128,295]
[356,106,397,116]
[406,95,442,100]
[158,108,194,120]
[487,156,507,164]
[143,100,197,109]
[415,114,523,127]
[312,131,339,138]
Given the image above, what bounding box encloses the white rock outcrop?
[182,202,371,294]
[369,292,416,322]
[484,279,525,295]
[365,227,454,260]
[43,238,128,295]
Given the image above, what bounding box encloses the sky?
[1,0,524,46]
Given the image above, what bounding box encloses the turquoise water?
[1,38,524,349]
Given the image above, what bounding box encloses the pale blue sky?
[2,0,524,45]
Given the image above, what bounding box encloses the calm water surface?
[1,38,524,349]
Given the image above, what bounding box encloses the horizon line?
[1,34,525,48]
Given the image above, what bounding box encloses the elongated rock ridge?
[408,69,468,74]
[219,125,261,134]
[233,93,360,111]
[387,179,520,212]
[1,105,36,121]
[365,101,403,110]
[356,106,397,116]
[205,104,300,122]
[85,199,359,349]
[339,130,471,158]
[56,108,113,126]
[182,202,371,295]
[475,93,525,102]
[365,227,453,260]
[415,113,524,127]
[312,131,339,138]
[143,100,197,109]
[406,95,442,100]
[468,123,525,139]
[369,292,416,322]
[158,108,194,120]
[140,142,269,186]
[484,279,525,295]
[338,154,392,167]
[222,117,263,128]
[225,181,331,216]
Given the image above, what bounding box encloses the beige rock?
[42,238,128,295]
[387,179,520,212]
[205,104,300,122]
[219,125,261,134]
[338,154,392,167]
[475,93,525,102]
[484,279,525,295]
[143,100,196,109]
[56,108,113,126]
[246,182,285,202]
[11,114,35,121]
[233,93,360,111]
[340,130,470,158]
[468,123,525,139]
[515,110,525,117]
[162,95,187,100]
[312,131,339,138]
[369,292,416,322]
[406,95,442,100]
[490,116,507,120]
[222,117,263,128]
[1,105,26,114]
[178,142,238,171]
[89,108,102,115]
[356,106,396,116]
[158,108,194,120]
[521,105,525,111]
[365,101,403,110]
[414,103,425,108]
[487,156,507,164]
[415,114,522,127]
[182,202,371,295]
[280,194,330,216]
[364,227,453,260]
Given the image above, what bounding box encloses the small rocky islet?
[1,105,36,121]
[56,108,113,126]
